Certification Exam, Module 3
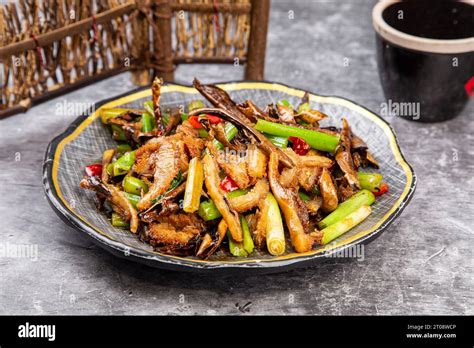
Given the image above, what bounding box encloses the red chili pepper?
[205,114,222,124]
[188,116,203,129]
[85,163,102,177]
[219,176,239,192]
[289,136,310,155]
[374,183,389,197]
[465,76,474,97]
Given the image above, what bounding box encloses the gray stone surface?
[0,0,472,315]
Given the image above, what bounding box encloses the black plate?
[43,81,416,274]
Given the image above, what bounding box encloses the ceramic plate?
[43,81,416,273]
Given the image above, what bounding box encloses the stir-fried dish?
[80,78,389,259]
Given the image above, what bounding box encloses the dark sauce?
[382,0,474,40]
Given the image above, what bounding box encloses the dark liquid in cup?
[382,0,474,40]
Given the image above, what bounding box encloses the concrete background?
[0,0,472,315]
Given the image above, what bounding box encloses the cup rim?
[372,0,474,54]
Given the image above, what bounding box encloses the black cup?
[373,0,474,122]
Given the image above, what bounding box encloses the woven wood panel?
[0,0,269,118]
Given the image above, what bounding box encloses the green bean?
[241,215,254,254]
[296,119,310,126]
[123,176,148,195]
[224,122,239,140]
[226,189,248,199]
[161,112,170,127]
[112,151,136,176]
[198,129,209,138]
[357,172,383,192]
[100,108,128,124]
[298,191,311,202]
[318,205,371,245]
[198,200,222,221]
[141,112,155,133]
[123,192,140,208]
[318,189,375,229]
[297,102,310,113]
[188,100,205,111]
[255,119,340,153]
[144,100,154,116]
[111,213,129,228]
[106,163,114,176]
[277,99,292,108]
[117,144,132,154]
[227,230,248,257]
[213,122,239,150]
[111,124,127,141]
[264,133,288,148]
